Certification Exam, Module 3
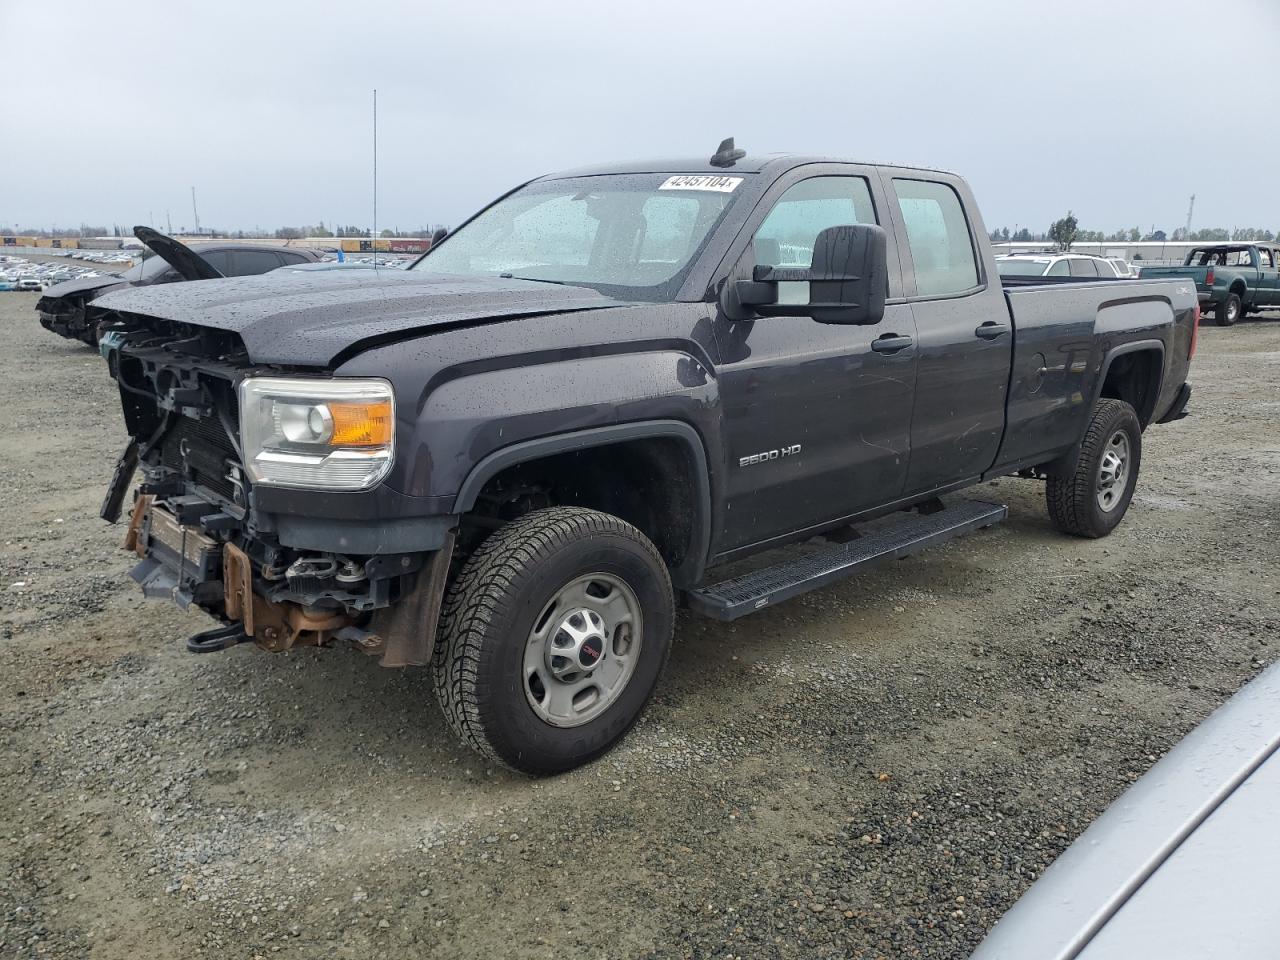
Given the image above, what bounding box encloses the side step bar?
[686,499,1007,621]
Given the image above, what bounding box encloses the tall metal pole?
[191,186,201,236]
[372,89,378,267]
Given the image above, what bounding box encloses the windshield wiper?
[499,273,573,286]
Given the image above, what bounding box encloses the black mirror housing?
[724,224,888,325]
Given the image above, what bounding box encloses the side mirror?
[430,227,448,247]
[722,223,887,325]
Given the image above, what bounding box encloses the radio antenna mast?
[191,186,201,236]
[1184,194,1195,237]
[372,89,378,267]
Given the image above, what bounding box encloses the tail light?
[1190,303,1200,359]
[1205,267,1215,286]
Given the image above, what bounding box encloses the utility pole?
[166,211,172,234]
[191,186,201,236]
[372,88,378,267]
[1184,194,1195,237]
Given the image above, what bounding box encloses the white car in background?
[995,253,1124,279]
[1106,257,1138,278]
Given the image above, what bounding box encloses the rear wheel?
[432,507,673,775]
[1046,399,1142,538]
[1215,293,1242,326]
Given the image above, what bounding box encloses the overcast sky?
[3,0,1278,236]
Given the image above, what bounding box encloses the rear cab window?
[891,178,980,297]
[1047,259,1070,277]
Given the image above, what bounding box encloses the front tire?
[432,507,673,775]
[1215,293,1242,326]
[1046,399,1142,538]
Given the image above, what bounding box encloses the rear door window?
[1069,258,1098,277]
[231,250,287,276]
[1047,259,1070,277]
[891,178,980,297]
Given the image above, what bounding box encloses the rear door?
[1255,247,1279,304]
[883,173,1013,496]
[711,166,917,553]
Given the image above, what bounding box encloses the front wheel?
[1046,399,1142,538]
[432,507,673,775]
[1215,293,1242,326]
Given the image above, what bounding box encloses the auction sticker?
[658,175,743,193]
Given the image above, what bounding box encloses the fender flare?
[453,420,713,587]
[1091,338,1166,427]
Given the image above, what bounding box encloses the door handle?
[871,334,913,354]
[975,321,1010,340]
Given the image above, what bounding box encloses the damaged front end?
[37,292,95,343]
[99,313,452,666]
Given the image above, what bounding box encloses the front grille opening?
[160,414,241,501]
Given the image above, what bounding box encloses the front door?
[883,174,1013,495]
[712,170,917,555]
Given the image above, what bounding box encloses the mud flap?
[369,529,456,668]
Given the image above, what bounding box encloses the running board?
[686,499,1007,621]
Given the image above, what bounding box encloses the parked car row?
[0,254,107,292]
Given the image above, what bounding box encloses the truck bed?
[996,276,1197,472]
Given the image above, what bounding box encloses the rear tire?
[432,507,673,775]
[1215,293,1242,326]
[1046,399,1142,539]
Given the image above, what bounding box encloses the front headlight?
[238,377,395,490]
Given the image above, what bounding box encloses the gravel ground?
[2,291,1278,959]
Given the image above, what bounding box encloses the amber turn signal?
[329,401,393,447]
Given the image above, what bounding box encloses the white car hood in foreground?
[971,660,1280,960]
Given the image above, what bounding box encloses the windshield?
[118,250,173,282]
[996,258,1050,276]
[412,173,745,299]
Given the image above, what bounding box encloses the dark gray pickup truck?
[92,142,1197,773]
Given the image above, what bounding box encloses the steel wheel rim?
[1228,299,1239,321]
[523,572,643,728]
[1096,429,1130,512]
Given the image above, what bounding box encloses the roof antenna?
[709,137,745,168]
[372,88,378,268]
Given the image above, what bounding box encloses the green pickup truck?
[1139,243,1280,325]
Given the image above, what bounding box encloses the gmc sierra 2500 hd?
[92,140,1197,774]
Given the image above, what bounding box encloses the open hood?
[91,269,633,367]
[133,226,223,281]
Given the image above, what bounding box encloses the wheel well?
[1229,280,1247,297]
[1100,349,1161,427]
[461,438,700,580]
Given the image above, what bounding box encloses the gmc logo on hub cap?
[579,637,603,668]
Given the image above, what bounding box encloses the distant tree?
[1146,229,1167,242]
[1128,227,1141,242]
[275,227,304,240]
[1012,228,1032,242]
[1048,211,1079,251]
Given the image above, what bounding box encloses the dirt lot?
[2,291,1278,959]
